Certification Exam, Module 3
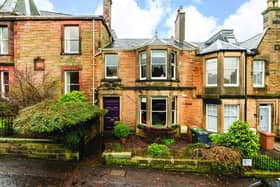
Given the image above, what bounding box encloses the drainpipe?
[244,51,248,122]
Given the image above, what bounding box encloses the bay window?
[64,71,79,94]
[206,104,218,132]
[253,60,265,88]
[171,52,176,80]
[0,27,8,55]
[151,50,167,79]
[151,97,167,127]
[105,54,118,78]
[206,59,217,86]
[172,97,177,124]
[140,97,147,125]
[224,105,239,132]
[139,52,146,80]
[224,57,239,86]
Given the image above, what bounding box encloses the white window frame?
[151,97,167,127]
[151,50,167,80]
[140,97,147,125]
[64,26,80,54]
[139,51,147,80]
[224,57,239,87]
[105,54,118,79]
[224,104,239,132]
[1,71,8,99]
[64,71,79,94]
[172,96,177,124]
[171,52,176,80]
[206,58,217,87]
[253,60,265,88]
[206,104,218,132]
[0,27,8,55]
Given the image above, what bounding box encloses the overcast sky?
[0,0,274,42]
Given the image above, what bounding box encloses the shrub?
[217,120,260,158]
[14,100,106,134]
[113,123,129,138]
[60,91,87,103]
[114,143,122,152]
[161,138,175,146]
[147,143,169,157]
[0,102,18,115]
[137,124,145,129]
[185,143,207,157]
[209,133,223,145]
[253,154,280,171]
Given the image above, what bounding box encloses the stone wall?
[0,138,79,161]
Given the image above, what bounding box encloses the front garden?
[0,91,106,161]
[103,120,280,177]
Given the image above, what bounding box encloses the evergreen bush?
[147,143,169,157]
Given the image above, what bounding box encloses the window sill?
[0,54,9,56]
[101,78,121,82]
[136,79,179,83]
[61,52,81,56]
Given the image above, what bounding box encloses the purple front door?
[103,97,120,130]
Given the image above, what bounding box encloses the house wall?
[95,47,203,131]
[246,27,280,134]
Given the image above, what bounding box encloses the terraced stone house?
[0,0,280,138]
[0,0,113,103]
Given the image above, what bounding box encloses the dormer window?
[151,50,167,79]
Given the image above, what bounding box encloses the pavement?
[0,155,258,187]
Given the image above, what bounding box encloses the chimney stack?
[103,0,112,28]
[267,0,278,8]
[175,6,185,43]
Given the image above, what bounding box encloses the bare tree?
[9,65,59,108]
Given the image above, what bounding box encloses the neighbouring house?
[0,0,279,138]
[0,0,113,103]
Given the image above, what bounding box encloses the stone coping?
[0,137,54,143]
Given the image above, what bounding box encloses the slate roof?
[105,38,196,50]
[0,0,40,16]
[39,10,71,17]
[239,30,267,50]
[199,39,246,55]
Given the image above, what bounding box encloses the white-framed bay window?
[139,51,147,80]
[64,25,80,54]
[105,54,118,79]
[224,57,239,87]
[151,97,167,127]
[253,60,265,88]
[170,52,176,80]
[206,104,218,132]
[172,96,177,124]
[206,58,217,87]
[1,71,9,99]
[140,97,147,125]
[151,50,167,79]
[64,71,79,94]
[224,104,239,132]
[0,27,8,55]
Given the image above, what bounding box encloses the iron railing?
[0,115,14,136]
[252,154,280,172]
